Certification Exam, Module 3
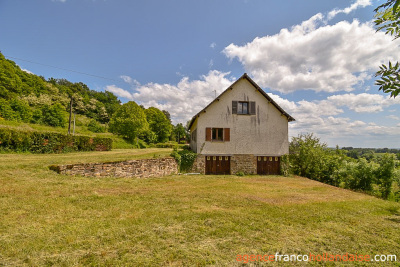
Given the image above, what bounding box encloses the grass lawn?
[0,150,399,266]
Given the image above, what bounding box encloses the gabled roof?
[188,73,295,129]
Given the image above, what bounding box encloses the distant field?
[0,150,399,266]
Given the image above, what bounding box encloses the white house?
[188,73,295,175]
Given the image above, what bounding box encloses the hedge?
[0,128,112,153]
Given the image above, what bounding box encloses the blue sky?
[1,0,399,148]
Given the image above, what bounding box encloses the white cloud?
[267,92,400,146]
[105,85,134,100]
[328,0,372,20]
[387,115,400,120]
[106,71,234,124]
[223,2,399,93]
[210,42,216,49]
[328,93,400,113]
[120,75,140,86]
[21,69,33,74]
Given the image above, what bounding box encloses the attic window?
[238,102,248,114]
[232,101,256,115]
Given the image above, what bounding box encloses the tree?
[109,101,148,142]
[173,123,187,143]
[41,103,66,127]
[375,0,400,97]
[375,153,396,199]
[144,107,172,143]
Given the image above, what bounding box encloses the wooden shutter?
[224,128,230,142]
[232,101,238,114]
[205,127,212,141]
[250,101,256,115]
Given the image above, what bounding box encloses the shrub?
[178,149,197,172]
[87,119,106,133]
[0,128,112,153]
[41,103,66,127]
[375,153,396,199]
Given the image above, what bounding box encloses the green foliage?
[289,133,328,180]
[87,119,106,133]
[0,99,19,121]
[374,0,400,97]
[170,146,197,172]
[375,153,396,199]
[10,99,33,122]
[109,101,149,142]
[145,107,172,143]
[0,128,112,153]
[172,123,188,142]
[178,148,197,172]
[375,61,400,98]
[289,133,399,200]
[280,154,291,176]
[347,158,376,192]
[41,103,66,127]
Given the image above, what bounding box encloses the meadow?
[0,149,399,266]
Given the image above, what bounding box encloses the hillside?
[0,52,120,131]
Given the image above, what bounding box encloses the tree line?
[0,52,189,146]
[286,134,400,201]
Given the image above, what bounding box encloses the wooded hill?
[0,52,121,130]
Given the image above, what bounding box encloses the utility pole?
[68,97,73,135]
[73,113,76,135]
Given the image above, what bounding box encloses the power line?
[4,54,120,82]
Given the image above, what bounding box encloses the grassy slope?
[0,151,399,266]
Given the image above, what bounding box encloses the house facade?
[188,73,294,175]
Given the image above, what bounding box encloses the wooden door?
[257,156,280,175]
[205,156,230,175]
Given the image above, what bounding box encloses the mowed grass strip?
[0,151,399,266]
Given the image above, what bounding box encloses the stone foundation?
[231,154,257,174]
[50,157,178,178]
[191,154,257,175]
[191,155,206,174]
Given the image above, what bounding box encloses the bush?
[41,103,66,127]
[375,153,396,199]
[178,149,197,172]
[87,119,106,133]
[0,128,112,153]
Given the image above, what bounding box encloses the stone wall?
[191,155,206,174]
[50,157,178,178]
[231,154,257,174]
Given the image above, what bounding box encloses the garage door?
[205,156,231,175]
[257,156,280,175]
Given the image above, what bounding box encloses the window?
[212,128,223,141]
[205,128,230,142]
[232,101,256,115]
[238,101,249,114]
[191,129,197,142]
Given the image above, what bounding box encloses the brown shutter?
[205,127,212,141]
[232,101,238,114]
[250,101,256,115]
[224,128,230,142]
